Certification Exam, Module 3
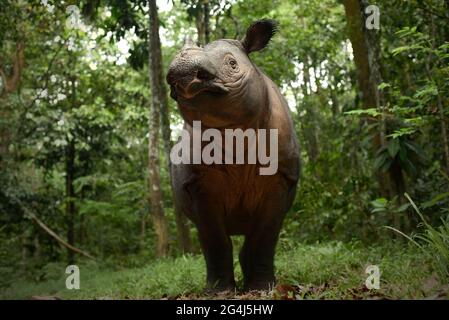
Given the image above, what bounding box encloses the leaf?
[392,46,412,56]
[387,127,417,139]
[395,26,417,38]
[402,157,417,177]
[344,108,381,117]
[374,152,387,170]
[404,140,425,158]
[422,192,449,209]
[398,145,407,162]
[380,157,393,172]
[387,139,400,158]
[414,84,438,98]
[397,203,411,213]
[373,199,387,206]
[383,226,422,249]
[371,198,388,209]
[378,82,391,90]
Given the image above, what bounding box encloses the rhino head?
[166,19,278,128]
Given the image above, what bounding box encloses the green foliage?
[374,138,426,177]
[386,194,449,281]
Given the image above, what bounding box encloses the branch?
[14,197,96,260]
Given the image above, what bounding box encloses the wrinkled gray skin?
[166,20,300,292]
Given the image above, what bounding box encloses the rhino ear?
[241,19,277,54]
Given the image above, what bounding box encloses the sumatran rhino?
[166,19,300,292]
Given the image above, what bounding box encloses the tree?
[147,0,169,257]
[343,0,398,200]
[182,0,212,45]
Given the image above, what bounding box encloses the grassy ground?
[1,241,447,300]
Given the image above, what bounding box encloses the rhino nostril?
[170,85,178,100]
[196,68,215,81]
[166,72,177,86]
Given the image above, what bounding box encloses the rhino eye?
[229,59,237,69]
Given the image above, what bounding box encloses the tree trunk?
[343,0,378,109]
[437,93,449,174]
[343,0,394,199]
[78,186,87,246]
[20,230,27,273]
[159,88,192,254]
[204,0,210,44]
[66,59,78,264]
[427,12,449,174]
[301,57,320,176]
[391,160,405,231]
[0,42,25,96]
[33,233,41,261]
[78,213,85,246]
[0,102,12,166]
[195,0,210,46]
[148,0,169,258]
[65,138,76,264]
[140,210,147,252]
[196,4,205,45]
[157,48,192,253]
[0,42,24,166]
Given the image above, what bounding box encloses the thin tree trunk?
[78,187,87,246]
[158,54,192,253]
[0,103,12,167]
[21,230,27,273]
[195,0,210,46]
[33,234,41,261]
[204,0,210,44]
[78,213,84,246]
[437,94,449,174]
[196,3,205,45]
[391,161,405,231]
[148,0,169,258]
[301,57,320,176]
[0,42,24,166]
[426,12,449,174]
[0,42,24,97]
[160,121,193,253]
[65,138,76,264]
[140,211,146,252]
[66,60,77,264]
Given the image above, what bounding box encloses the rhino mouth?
[170,80,229,101]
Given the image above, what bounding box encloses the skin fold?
[166,19,300,292]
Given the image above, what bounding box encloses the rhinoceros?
[166,19,300,292]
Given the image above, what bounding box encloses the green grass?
[0,242,447,300]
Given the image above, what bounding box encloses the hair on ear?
[241,19,278,54]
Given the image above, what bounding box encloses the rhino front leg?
[240,193,289,291]
[240,223,280,291]
[194,198,236,292]
[198,228,235,292]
